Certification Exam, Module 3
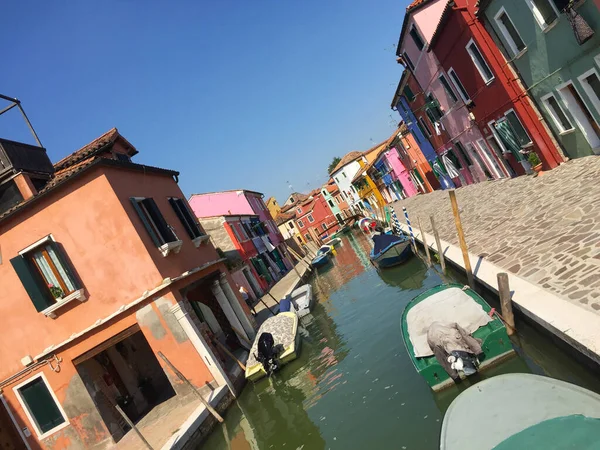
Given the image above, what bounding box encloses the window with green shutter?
[130,197,177,246]
[11,237,81,312]
[403,85,415,102]
[17,375,66,436]
[168,197,204,239]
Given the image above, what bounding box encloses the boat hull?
[371,240,412,268]
[311,254,330,267]
[401,283,515,391]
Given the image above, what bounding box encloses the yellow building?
[265,196,281,220]
[351,142,389,220]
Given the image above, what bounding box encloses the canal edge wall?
[397,223,600,367]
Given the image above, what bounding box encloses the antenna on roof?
[0,94,42,147]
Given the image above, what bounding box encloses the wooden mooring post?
[158,352,224,423]
[430,215,446,273]
[497,273,516,336]
[418,217,431,266]
[115,404,154,450]
[448,190,474,288]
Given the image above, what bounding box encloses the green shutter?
[169,198,200,239]
[46,241,79,289]
[130,198,161,247]
[403,85,415,102]
[10,255,53,312]
[20,378,65,433]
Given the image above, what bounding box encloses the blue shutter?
[10,255,53,312]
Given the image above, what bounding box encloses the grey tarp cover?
[406,287,491,358]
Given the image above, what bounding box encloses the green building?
[478,0,600,159]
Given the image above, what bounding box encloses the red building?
[428,0,564,173]
[294,191,340,244]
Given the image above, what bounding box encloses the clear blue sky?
[2,1,407,203]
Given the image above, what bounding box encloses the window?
[322,223,328,231]
[130,198,177,247]
[305,233,313,242]
[578,68,600,116]
[448,68,470,103]
[541,93,574,133]
[403,85,415,102]
[307,214,315,223]
[439,73,458,103]
[446,149,463,169]
[504,110,532,146]
[334,177,339,183]
[343,173,347,178]
[289,221,295,228]
[454,141,473,166]
[409,25,425,51]
[425,93,443,121]
[10,236,83,314]
[296,207,302,214]
[557,81,600,148]
[14,374,68,439]
[494,8,526,57]
[328,199,334,207]
[466,39,494,84]
[418,116,433,137]
[527,0,558,30]
[403,51,415,70]
[230,223,243,242]
[168,198,204,240]
[298,219,305,228]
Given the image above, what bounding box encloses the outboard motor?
[255,332,280,376]
[448,351,480,376]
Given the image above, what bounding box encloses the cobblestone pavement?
[392,156,600,315]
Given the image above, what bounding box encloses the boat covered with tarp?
[311,253,329,267]
[245,312,300,381]
[370,233,412,268]
[401,283,514,391]
[440,373,600,449]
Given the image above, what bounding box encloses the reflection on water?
[202,231,600,450]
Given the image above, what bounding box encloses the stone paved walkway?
[392,156,600,314]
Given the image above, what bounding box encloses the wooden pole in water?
[418,217,431,266]
[497,273,516,336]
[115,404,154,450]
[212,339,247,371]
[157,352,224,423]
[448,190,474,288]
[430,215,446,273]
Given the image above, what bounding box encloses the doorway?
[557,81,600,151]
[74,326,176,443]
[475,139,505,179]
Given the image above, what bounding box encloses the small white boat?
[324,237,342,247]
[440,373,600,449]
[289,284,314,318]
[317,245,333,256]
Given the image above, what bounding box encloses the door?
[0,398,27,450]
[474,139,504,179]
[558,81,600,152]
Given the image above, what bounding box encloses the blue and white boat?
[369,233,412,269]
[311,253,330,267]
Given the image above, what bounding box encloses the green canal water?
[203,232,600,450]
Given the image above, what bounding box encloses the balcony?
[0,138,54,182]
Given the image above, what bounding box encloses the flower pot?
[533,163,543,173]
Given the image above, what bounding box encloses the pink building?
[189,190,292,285]
[382,148,419,198]
[396,0,513,183]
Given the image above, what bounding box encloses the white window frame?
[322,223,328,231]
[439,73,458,104]
[14,373,70,440]
[475,138,506,178]
[307,214,315,223]
[504,108,533,146]
[595,53,600,70]
[525,0,559,31]
[494,7,527,57]
[541,92,575,134]
[297,219,305,228]
[296,207,302,214]
[403,51,415,70]
[447,68,470,103]
[487,120,510,154]
[578,68,600,116]
[466,39,495,84]
[418,116,433,137]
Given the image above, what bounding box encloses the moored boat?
[245,312,301,381]
[440,374,600,449]
[401,283,515,391]
[311,253,329,267]
[324,237,342,247]
[370,233,412,268]
[289,284,314,318]
[317,245,333,256]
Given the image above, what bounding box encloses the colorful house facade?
[0,129,255,450]
[395,0,500,185]
[294,191,340,243]
[371,132,419,200]
[480,0,600,158]
[189,190,293,286]
[329,151,366,214]
[429,0,565,174]
[265,196,281,220]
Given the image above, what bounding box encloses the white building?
[330,151,366,213]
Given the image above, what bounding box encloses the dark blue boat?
[370,233,412,268]
[311,253,330,267]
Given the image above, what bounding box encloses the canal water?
[203,231,600,450]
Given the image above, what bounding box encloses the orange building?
[0,129,255,449]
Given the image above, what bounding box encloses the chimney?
[13,172,37,200]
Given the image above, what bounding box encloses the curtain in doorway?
[494,120,525,161]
